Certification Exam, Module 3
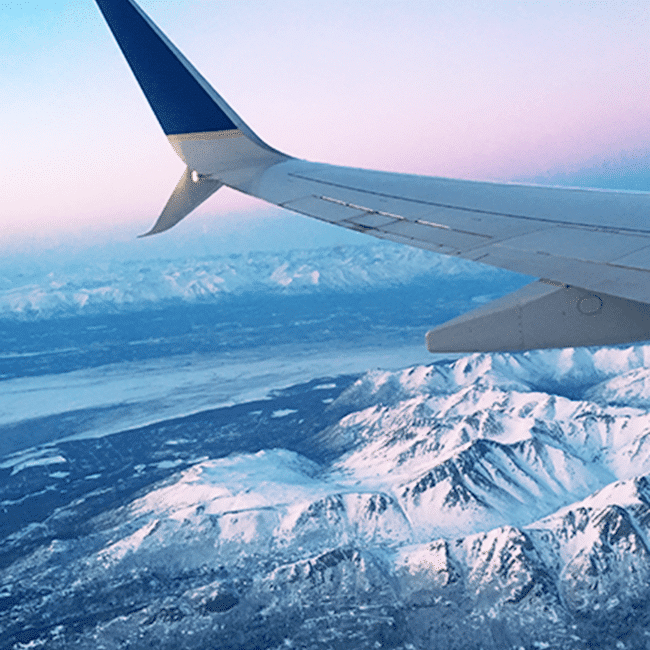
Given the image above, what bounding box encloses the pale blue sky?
[3,0,650,255]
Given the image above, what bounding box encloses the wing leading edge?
[94,0,650,352]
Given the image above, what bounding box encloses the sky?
[3,0,650,257]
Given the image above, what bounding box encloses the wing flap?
[426,280,650,352]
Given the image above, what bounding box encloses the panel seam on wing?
[318,195,405,221]
[318,196,492,240]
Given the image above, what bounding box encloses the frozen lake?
[0,338,445,454]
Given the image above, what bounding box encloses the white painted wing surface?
[227,159,650,306]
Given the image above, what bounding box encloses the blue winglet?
[95,0,237,136]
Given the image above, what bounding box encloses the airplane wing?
[94,0,650,352]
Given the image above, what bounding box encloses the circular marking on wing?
[578,295,603,315]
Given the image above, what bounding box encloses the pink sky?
[3,0,650,247]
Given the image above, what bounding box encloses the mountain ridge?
[5,346,650,648]
[0,244,513,320]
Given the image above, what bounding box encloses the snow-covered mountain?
[5,345,650,648]
[0,244,506,320]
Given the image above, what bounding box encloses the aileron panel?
[281,196,366,222]
[379,219,489,251]
[499,227,650,263]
